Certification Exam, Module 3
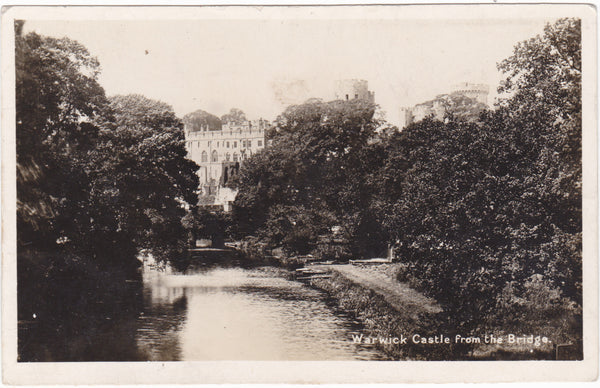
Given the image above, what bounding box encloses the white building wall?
[184,119,268,209]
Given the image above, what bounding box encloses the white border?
[1,3,597,384]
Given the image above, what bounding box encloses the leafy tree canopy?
[234,98,383,257]
[372,18,581,346]
[221,108,247,125]
[16,27,199,264]
[498,18,581,125]
[88,94,199,259]
[183,109,222,131]
[16,29,108,247]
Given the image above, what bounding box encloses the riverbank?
[308,263,556,360]
[309,263,457,360]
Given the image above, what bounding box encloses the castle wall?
[185,119,268,210]
[451,82,490,105]
[400,82,490,128]
[334,79,375,103]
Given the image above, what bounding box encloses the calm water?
[135,265,387,360]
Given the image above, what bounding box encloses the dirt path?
[320,264,442,318]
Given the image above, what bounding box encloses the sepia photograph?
[1,3,597,384]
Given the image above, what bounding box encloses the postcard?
[1,3,597,384]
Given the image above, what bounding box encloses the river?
[135,263,387,360]
[19,261,388,361]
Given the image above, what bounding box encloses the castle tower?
[399,107,414,127]
[334,79,375,103]
[451,82,490,105]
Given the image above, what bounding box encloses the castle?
[184,79,374,211]
[334,79,375,103]
[399,83,489,128]
[184,119,269,211]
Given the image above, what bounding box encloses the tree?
[88,94,199,260]
[498,18,581,126]
[496,17,581,299]
[439,93,488,122]
[182,208,232,249]
[183,109,222,131]
[16,27,199,262]
[234,99,381,257]
[376,18,582,350]
[16,28,109,248]
[409,93,488,124]
[16,27,201,361]
[496,18,582,336]
[221,108,247,125]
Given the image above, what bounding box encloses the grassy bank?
[311,268,461,360]
[310,264,557,360]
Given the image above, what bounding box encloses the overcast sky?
[23,16,552,125]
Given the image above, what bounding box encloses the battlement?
[450,82,490,105]
[185,119,268,139]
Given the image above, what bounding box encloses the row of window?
[200,150,249,163]
[188,139,263,149]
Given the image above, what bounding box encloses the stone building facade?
[450,82,489,105]
[334,79,375,103]
[185,118,268,211]
[399,82,489,128]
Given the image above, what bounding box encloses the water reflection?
[137,266,386,361]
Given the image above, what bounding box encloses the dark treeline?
[15,22,200,360]
[232,18,582,355]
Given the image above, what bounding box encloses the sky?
[23,15,553,126]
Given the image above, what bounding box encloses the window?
[247,140,252,147]
[234,141,237,148]
[211,150,218,162]
[233,153,239,162]
[226,141,230,148]
[225,153,231,161]
[345,94,349,100]
[355,94,358,99]
[201,151,208,163]
[242,140,246,148]
[258,140,263,147]
[217,142,219,148]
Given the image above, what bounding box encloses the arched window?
[211,150,218,162]
[201,151,208,162]
[233,153,239,162]
[225,153,231,161]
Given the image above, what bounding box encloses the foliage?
[411,93,488,124]
[16,29,108,249]
[233,99,383,257]
[376,18,581,349]
[183,109,222,131]
[86,94,199,260]
[498,18,581,126]
[439,93,488,122]
[15,29,200,355]
[182,207,233,248]
[16,28,199,264]
[221,107,247,125]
